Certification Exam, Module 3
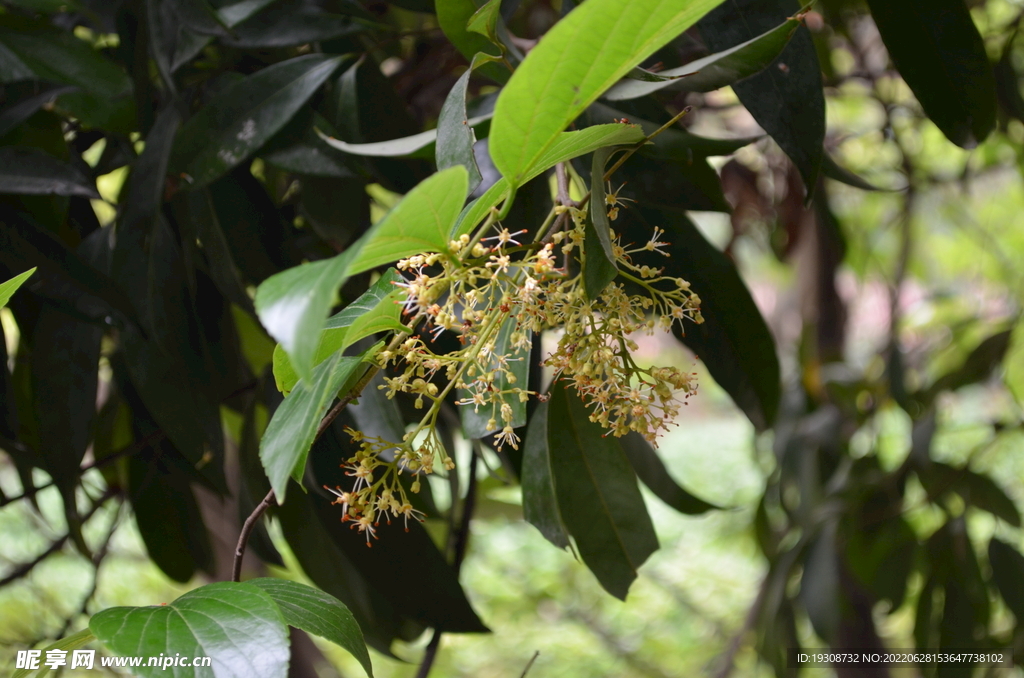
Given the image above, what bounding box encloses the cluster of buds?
[328,203,704,542]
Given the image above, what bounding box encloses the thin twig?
[231,488,275,583]
[0,487,119,588]
[518,651,540,678]
[57,501,123,637]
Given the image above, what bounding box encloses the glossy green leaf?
[798,521,840,644]
[255,246,362,383]
[604,16,800,100]
[699,0,824,192]
[349,165,469,273]
[452,124,646,239]
[460,314,529,438]
[0,147,99,198]
[260,351,371,503]
[90,582,290,678]
[521,401,570,548]
[866,0,995,148]
[489,0,724,185]
[11,629,94,678]
[547,381,659,600]
[247,578,374,678]
[0,267,35,309]
[318,113,492,157]
[437,54,498,193]
[437,0,509,84]
[988,538,1024,622]
[584,147,619,299]
[172,54,343,189]
[274,271,405,395]
[618,432,719,515]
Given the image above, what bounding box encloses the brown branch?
[231,359,392,582]
[0,487,119,588]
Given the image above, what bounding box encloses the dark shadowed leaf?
[699,0,825,192]
[988,538,1024,623]
[798,520,839,644]
[247,578,374,677]
[437,54,497,193]
[547,381,659,600]
[521,401,570,548]
[222,0,370,48]
[91,582,289,678]
[866,0,996,148]
[643,209,779,429]
[584,147,619,299]
[172,54,343,188]
[0,147,99,198]
[128,444,215,583]
[618,432,719,514]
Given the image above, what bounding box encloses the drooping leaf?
[604,15,801,101]
[0,267,35,309]
[172,54,344,188]
[698,0,825,192]
[127,442,216,583]
[349,165,469,273]
[919,461,1021,527]
[90,582,290,678]
[643,209,779,429]
[521,401,570,548]
[489,0,724,185]
[260,351,371,503]
[0,83,77,138]
[0,147,99,198]
[437,0,509,84]
[247,578,374,678]
[618,432,719,514]
[866,0,996,148]
[452,124,646,239]
[466,0,502,45]
[988,538,1024,623]
[547,381,659,600]
[317,113,492,158]
[584,147,620,299]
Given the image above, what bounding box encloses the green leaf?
[584,147,619,299]
[437,0,509,84]
[0,83,77,138]
[90,582,290,678]
[452,124,646,240]
[604,16,800,100]
[172,54,343,189]
[698,0,825,192]
[925,329,1012,401]
[866,0,995,148]
[919,461,1021,527]
[437,54,498,193]
[317,113,492,157]
[589,102,760,157]
[644,209,780,429]
[0,267,35,309]
[273,270,405,395]
[521,401,571,548]
[618,432,719,515]
[466,0,502,45]
[247,578,374,678]
[798,521,840,644]
[821,151,886,192]
[348,165,469,274]
[460,314,529,438]
[222,0,371,48]
[11,628,94,678]
[988,538,1024,623]
[255,246,362,383]
[488,0,724,185]
[547,381,659,600]
[260,351,371,503]
[0,147,99,198]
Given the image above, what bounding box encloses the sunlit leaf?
[0,147,99,198]
[0,267,35,309]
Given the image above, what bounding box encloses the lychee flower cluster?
[325,203,703,543]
